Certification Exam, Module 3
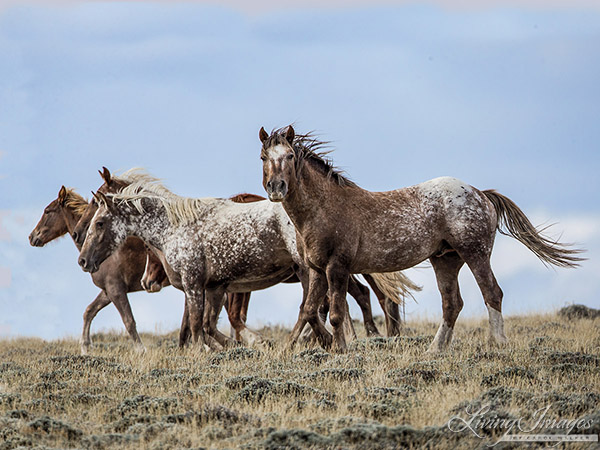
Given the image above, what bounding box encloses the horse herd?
[29,126,583,354]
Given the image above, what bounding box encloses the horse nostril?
[278,180,286,191]
[79,257,86,268]
[266,180,273,190]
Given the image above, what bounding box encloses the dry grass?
[0,311,598,449]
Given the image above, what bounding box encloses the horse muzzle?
[266,179,288,202]
[268,192,285,202]
[78,256,99,273]
[29,232,43,247]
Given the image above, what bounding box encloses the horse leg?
[81,291,111,355]
[237,293,264,346]
[227,293,244,341]
[184,288,209,350]
[348,276,381,337]
[326,263,351,352]
[240,292,250,324]
[202,291,222,350]
[465,255,507,346]
[428,252,465,353]
[179,300,191,348]
[289,279,309,347]
[318,297,329,324]
[382,298,402,337]
[364,274,401,337]
[203,290,232,349]
[226,292,261,344]
[299,296,329,344]
[289,268,332,349]
[105,284,145,352]
[224,293,235,339]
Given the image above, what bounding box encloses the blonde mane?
[65,189,89,216]
[108,168,220,226]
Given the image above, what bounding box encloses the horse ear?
[91,191,104,206]
[92,191,112,210]
[99,167,112,185]
[285,125,295,145]
[58,186,68,206]
[259,127,269,144]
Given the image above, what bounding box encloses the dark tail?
[483,190,585,268]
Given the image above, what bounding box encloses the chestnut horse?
[29,185,166,354]
[78,171,416,349]
[259,126,584,352]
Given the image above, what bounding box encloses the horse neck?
[283,161,337,232]
[122,198,171,251]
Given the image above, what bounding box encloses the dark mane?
[264,127,357,188]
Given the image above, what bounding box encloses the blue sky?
[1,1,599,340]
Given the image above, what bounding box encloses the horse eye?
[260,155,266,161]
[286,154,294,160]
[96,221,104,229]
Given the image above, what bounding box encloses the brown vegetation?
[0,312,598,449]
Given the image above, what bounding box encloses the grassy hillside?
[0,311,598,449]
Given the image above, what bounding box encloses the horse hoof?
[366,330,382,338]
[207,340,224,351]
[425,345,443,355]
[239,329,265,347]
[490,334,509,346]
[134,344,147,354]
[332,342,348,353]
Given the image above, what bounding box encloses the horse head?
[259,125,297,202]
[78,191,127,273]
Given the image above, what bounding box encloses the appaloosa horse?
[259,126,584,352]
[73,170,277,347]
[78,172,416,349]
[29,185,166,354]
